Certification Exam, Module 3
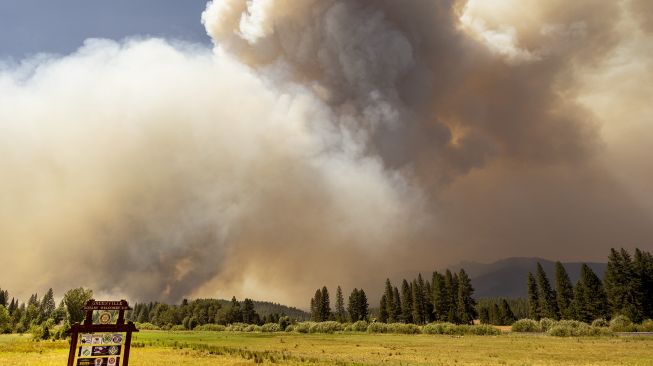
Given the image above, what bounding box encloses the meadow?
[1,331,653,366]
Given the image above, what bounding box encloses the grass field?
[1,331,653,366]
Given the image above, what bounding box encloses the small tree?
[400,280,413,323]
[63,288,93,324]
[555,262,574,319]
[536,263,559,319]
[527,272,540,320]
[347,288,360,322]
[456,269,477,325]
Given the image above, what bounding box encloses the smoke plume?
[1,0,652,306]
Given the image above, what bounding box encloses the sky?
[0,0,652,308]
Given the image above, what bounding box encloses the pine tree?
[311,289,322,321]
[357,289,369,321]
[392,286,402,323]
[445,271,460,323]
[39,288,56,323]
[527,272,540,320]
[320,286,331,321]
[432,272,448,321]
[536,263,559,319]
[555,262,574,319]
[571,264,608,323]
[424,280,434,323]
[400,280,413,323]
[499,299,516,325]
[379,295,388,323]
[348,288,360,321]
[456,269,477,325]
[489,303,501,325]
[335,286,346,323]
[604,248,643,322]
[634,248,653,319]
[242,298,258,324]
[411,279,425,324]
[384,279,395,322]
[0,288,8,307]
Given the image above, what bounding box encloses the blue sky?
[0,0,211,60]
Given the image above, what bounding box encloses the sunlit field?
[2,331,653,366]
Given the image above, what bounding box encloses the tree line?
[525,248,652,323]
[309,268,479,325]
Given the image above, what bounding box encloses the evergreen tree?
[347,288,360,322]
[499,299,516,325]
[527,272,540,320]
[379,295,388,323]
[571,264,608,323]
[320,286,331,321]
[444,271,460,323]
[400,280,413,323]
[411,279,425,324]
[456,269,477,324]
[383,279,396,322]
[311,289,322,321]
[535,263,558,319]
[0,288,8,307]
[432,272,448,321]
[8,298,17,315]
[424,280,434,323]
[357,289,369,321]
[555,262,574,319]
[242,298,259,324]
[634,248,653,319]
[335,286,346,323]
[604,248,643,322]
[489,303,501,325]
[392,286,402,323]
[39,288,56,323]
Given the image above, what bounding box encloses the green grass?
[1,331,653,365]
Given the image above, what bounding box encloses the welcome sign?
[67,300,138,366]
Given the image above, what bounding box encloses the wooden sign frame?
[67,299,138,366]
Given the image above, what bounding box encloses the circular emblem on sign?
[108,357,117,366]
[95,358,103,366]
[99,312,112,324]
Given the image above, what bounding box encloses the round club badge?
[108,357,117,366]
[99,312,112,324]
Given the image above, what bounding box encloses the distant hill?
[454,257,607,298]
[216,299,309,320]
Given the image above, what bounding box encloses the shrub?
[591,318,609,328]
[261,323,281,332]
[511,319,541,333]
[468,324,501,335]
[367,322,389,333]
[135,322,161,331]
[278,316,293,331]
[351,320,368,332]
[637,319,653,332]
[169,325,186,331]
[310,321,344,333]
[284,324,295,332]
[610,315,635,332]
[226,323,248,332]
[386,323,421,334]
[539,318,557,332]
[547,325,572,337]
[293,322,314,333]
[193,324,226,332]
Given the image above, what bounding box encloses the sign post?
[67,299,138,366]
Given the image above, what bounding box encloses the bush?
[193,324,226,332]
[386,323,421,334]
[637,319,653,332]
[421,322,499,336]
[225,323,248,332]
[310,321,344,333]
[610,315,635,332]
[293,322,313,333]
[351,320,369,332]
[278,316,293,331]
[261,323,281,332]
[539,318,557,332]
[547,325,572,337]
[367,322,389,333]
[591,318,609,328]
[511,319,541,333]
[135,322,161,331]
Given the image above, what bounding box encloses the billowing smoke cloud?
[1,0,652,306]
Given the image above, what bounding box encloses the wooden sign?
[67,299,138,366]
